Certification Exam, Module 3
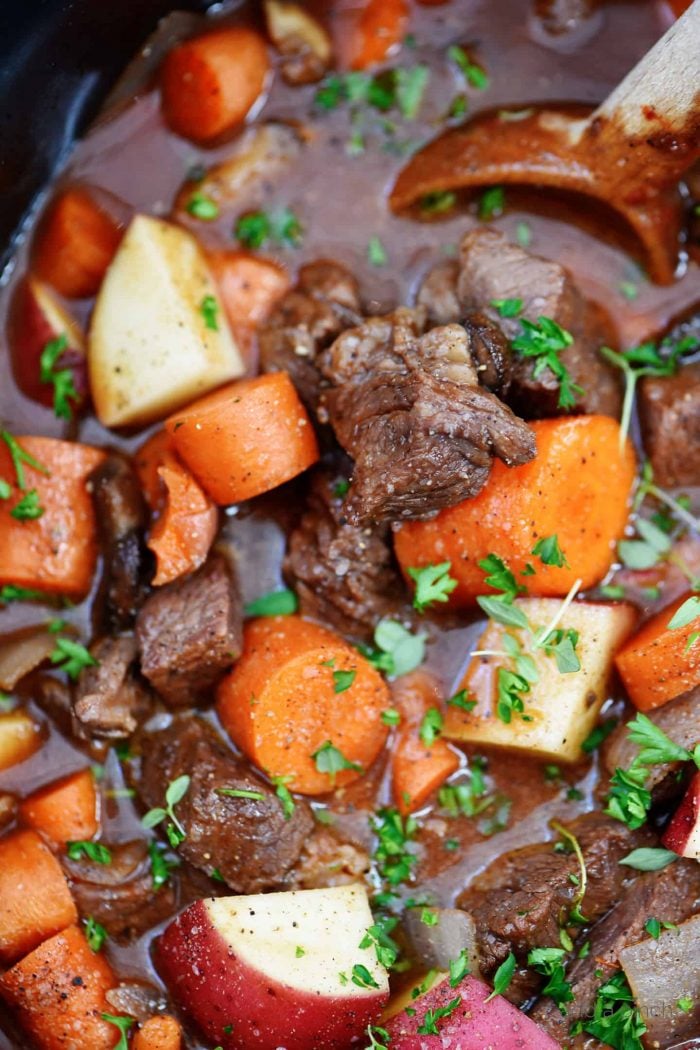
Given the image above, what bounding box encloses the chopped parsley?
[200,294,219,331]
[244,589,298,617]
[407,561,458,612]
[477,553,526,604]
[365,1025,390,1050]
[527,947,573,1015]
[449,948,470,987]
[186,190,219,221]
[85,916,107,952]
[581,718,617,753]
[216,788,266,801]
[235,209,303,250]
[142,774,190,848]
[644,917,677,940]
[50,638,98,680]
[314,66,430,121]
[447,688,476,712]
[380,708,401,726]
[420,190,457,214]
[417,996,462,1035]
[359,917,400,969]
[418,707,444,747]
[359,619,426,677]
[479,186,505,221]
[485,952,516,1001]
[333,669,356,694]
[100,1014,134,1050]
[10,490,43,521]
[601,337,698,446]
[551,821,587,924]
[67,841,112,865]
[367,236,388,267]
[312,740,362,782]
[372,807,417,885]
[573,970,646,1049]
[620,847,678,871]
[351,964,380,990]
[148,841,179,889]
[0,431,49,520]
[618,516,672,571]
[271,775,296,819]
[516,221,532,248]
[511,317,582,410]
[447,44,489,90]
[491,297,523,318]
[532,534,568,568]
[40,334,80,420]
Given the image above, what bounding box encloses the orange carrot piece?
[135,431,218,586]
[394,416,636,607]
[0,436,106,597]
[0,829,78,965]
[208,250,290,331]
[0,925,119,1050]
[615,592,700,711]
[349,0,408,70]
[161,28,270,143]
[166,373,319,505]
[19,769,99,848]
[217,615,390,795]
[390,672,459,814]
[133,1016,183,1050]
[33,188,122,299]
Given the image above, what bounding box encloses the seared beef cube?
[139,719,314,893]
[74,636,151,739]
[417,259,461,325]
[457,228,621,418]
[320,307,535,525]
[259,260,363,411]
[284,468,407,640]
[639,361,700,486]
[457,814,649,988]
[531,859,700,1040]
[136,554,242,707]
[65,840,176,940]
[90,454,150,631]
[604,687,700,790]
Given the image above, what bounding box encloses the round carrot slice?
[217,616,390,795]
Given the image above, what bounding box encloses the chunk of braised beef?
[639,361,700,487]
[319,307,535,525]
[73,636,152,740]
[259,260,363,411]
[90,454,150,631]
[424,227,622,419]
[530,858,700,1041]
[139,718,314,893]
[284,468,407,640]
[135,554,242,707]
[65,840,176,939]
[603,688,700,791]
[457,814,650,991]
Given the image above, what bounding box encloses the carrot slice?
[19,769,99,848]
[0,436,106,597]
[217,615,390,795]
[0,829,77,964]
[133,1016,183,1050]
[394,416,636,607]
[161,28,270,143]
[615,592,700,711]
[0,925,119,1050]
[166,373,319,505]
[135,431,218,586]
[348,0,408,70]
[391,672,459,814]
[208,250,290,331]
[33,188,123,299]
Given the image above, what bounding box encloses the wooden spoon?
[391,1,700,284]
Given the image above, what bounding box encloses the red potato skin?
[385,974,559,1049]
[156,900,387,1050]
[662,769,700,859]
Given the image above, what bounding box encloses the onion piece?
[105,983,168,1023]
[264,1,332,85]
[0,629,58,691]
[404,907,482,977]
[620,913,700,1047]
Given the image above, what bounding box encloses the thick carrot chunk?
[0,925,119,1050]
[166,373,319,505]
[391,672,459,814]
[19,769,99,848]
[161,28,270,143]
[348,0,408,70]
[394,416,636,607]
[208,250,290,331]
[0,436,105,597]
[133,1016,183,1050]
[0,829,77,964]
[615,592,700,711]
[33,188,122,299]
[217,616,389,795]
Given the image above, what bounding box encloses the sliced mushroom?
[264,1,332,84]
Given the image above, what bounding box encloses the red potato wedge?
[9,276,88,412]
[662,768,700,860]
[384,972,559,1048]
[157,885,389,1050]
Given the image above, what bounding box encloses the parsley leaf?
[620,847,678,871]
[200,295,219,331]
[142,774,190,848]
[40,334,80,420]
[271,775,296,819]
[216,788,266,801]
[477,553,526,603]
[0,431,49,491]
[417,996,462,1035]
[101,1014,134,1050]
[668,594,700,630]
[367,236,388,267]
[485,952,516,1001]
[372,807,417,885]
[419,707,444,747]
[626,712,695,767]
[420,190,456,214]
[148,841,179,890]
[244,589,298,617]
[50,638,98,680]
[85,916,107,952]
[359,917,400,970]
[10,489,43,520]
[491,297,523,318]
[448,44,489,89]
[235,209,303,249]
[408,561,458,612]
[528,947,573,1015]
[352,964,379,989]
[449,948,470,987]
[312,741,362,782]
[365,1025,390,1050]
[532,535,568,568]
[447,688,476,712]
[576,970,646,1049]
[479,186,505,221]
[186,190,219,221]
[361,619,426,677]
[67,840,112,865]
[333,669,356,694]
[511,317,582,409]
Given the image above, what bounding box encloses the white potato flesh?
[205,883,388,997]
[89,214,244,427]
[444,600,637,762]
[0,712,41,772]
